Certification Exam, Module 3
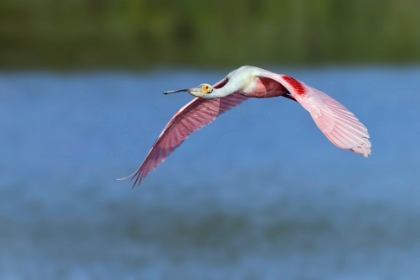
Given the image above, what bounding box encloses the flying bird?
[121,66,371,187]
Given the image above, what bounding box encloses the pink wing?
[125,79,247,187]
[259,72,371,157]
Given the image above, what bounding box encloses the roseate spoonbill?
[121,66,371,187]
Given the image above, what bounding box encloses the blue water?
[1,67,420,279]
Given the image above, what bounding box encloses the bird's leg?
[282,92,297,102]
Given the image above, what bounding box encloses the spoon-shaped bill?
[163,89,189,95]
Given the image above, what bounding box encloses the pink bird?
[121,66,371,187]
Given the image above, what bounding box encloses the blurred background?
[1,0,420,279]
[2,0,420,68]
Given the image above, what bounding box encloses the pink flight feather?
[124,79,248,186]
[273,74,371,157]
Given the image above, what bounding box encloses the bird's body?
[192,66,290,99]
[121,66,371,186]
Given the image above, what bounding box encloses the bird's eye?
[202,84,212,93]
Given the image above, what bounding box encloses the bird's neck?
[207,83,237,99]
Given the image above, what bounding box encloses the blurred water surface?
[1,67,420,279]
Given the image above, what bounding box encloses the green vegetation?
[1,0,419,69]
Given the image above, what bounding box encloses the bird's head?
[164,83,213,98]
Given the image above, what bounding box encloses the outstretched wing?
[124,80,247,187]
[258,71,371,157]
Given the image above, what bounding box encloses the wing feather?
[297,87,371,157]
[257,71,371,157]
[125,91,248,187]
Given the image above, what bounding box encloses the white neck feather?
[205,82,237,99]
